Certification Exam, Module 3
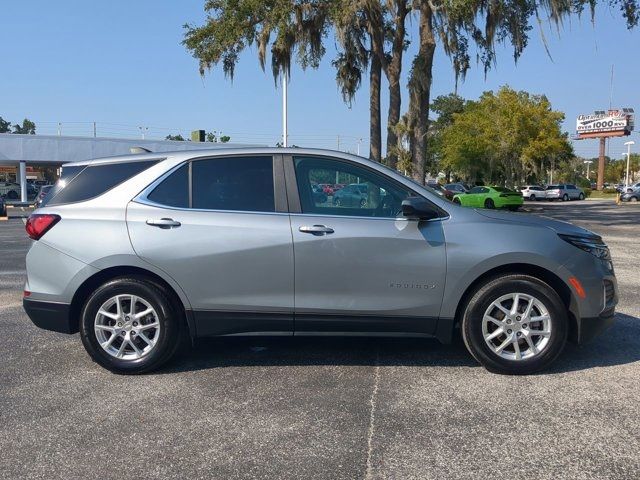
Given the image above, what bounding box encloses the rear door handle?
[146,218,181,229]
[299,225,334,235]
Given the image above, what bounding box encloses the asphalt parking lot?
[1,200,639,480]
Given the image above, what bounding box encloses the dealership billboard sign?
[576,109,634,137]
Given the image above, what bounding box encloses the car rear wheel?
[80,277,184,374]
[334,198,342,207]
[453,198,461,205]
[529,194,536,201]
[579,193,585,200]
[461,274,568,374]
[484,199,495,209]
[630,196,638,202]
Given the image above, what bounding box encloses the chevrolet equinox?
[23,148,617,374]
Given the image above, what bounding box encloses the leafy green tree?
[441,86,571,187]
[165,134,186,141]
[426,93,466,178]
[0,117,11,133]
[12,118,36,134]
[406,0,638,183]
[206,131,231,143]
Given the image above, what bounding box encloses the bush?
[576,177,592,189]
[583,187,592,198]
[602,188,617,194]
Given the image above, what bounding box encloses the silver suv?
[23,148,617,374]
[546,184,585,201]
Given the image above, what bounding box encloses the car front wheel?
[461,274,568,374]
[80,277,184,374]
[562,194,569,201]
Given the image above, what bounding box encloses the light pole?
[624,141,635,190]
[282,72,288,147]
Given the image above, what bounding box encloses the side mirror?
[401,197,441,220]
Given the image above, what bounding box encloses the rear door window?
[147,164,189,208]
[192,156,274,212]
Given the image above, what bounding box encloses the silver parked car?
[546,184,585,201]
[23,148,617,375]
[520,185,547,201]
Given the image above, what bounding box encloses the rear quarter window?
[47,160,158,206]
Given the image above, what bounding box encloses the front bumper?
[23,298,76,334]
[575,307,616,344]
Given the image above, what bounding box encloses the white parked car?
[520,185,548,201]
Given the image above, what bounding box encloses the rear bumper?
[23,298,76,334]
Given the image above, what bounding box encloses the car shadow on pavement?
[161,313,640,374]
[549,312,640,374]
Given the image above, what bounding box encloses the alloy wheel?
[94,294,161,360]
[482,293,551,361]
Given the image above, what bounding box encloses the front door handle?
[299,225,334,235]
[146,218,181,229]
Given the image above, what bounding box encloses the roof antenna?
[130,146,152,154]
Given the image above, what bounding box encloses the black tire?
[359,198,367,208]
[453,198,461,205]
[529,194,536,201]
[562,194,569,201]
[578,193,585,200]
[80,277,184,374]
[484,198,495,209]
[7,190,18,200]
[631,196,638,202]
[334,198,342,207]
[461,274,568,375]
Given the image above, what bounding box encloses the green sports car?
[453,186,523,210]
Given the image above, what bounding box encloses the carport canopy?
[0,133,258,202]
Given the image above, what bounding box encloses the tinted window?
[147,163,189,208]
[294,156,414,218]
[47,161,157,206]
[469,186,483,194]
[192,156,274,212]
[547,185,560,189]
[567,184,576,189]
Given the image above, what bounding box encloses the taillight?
[25,214,60,240]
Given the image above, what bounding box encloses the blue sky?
[1,1,639,159]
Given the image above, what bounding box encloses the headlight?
[558,234,611,261]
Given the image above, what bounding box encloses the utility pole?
[597,137,606,190]
[93,122,97,138]
[282,72,288,147]
[337,135,340,151]
[357,138,362,156]
[57,122,61,136]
